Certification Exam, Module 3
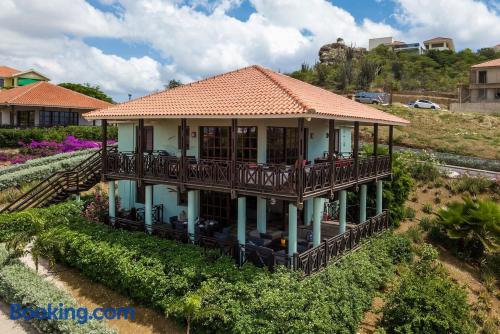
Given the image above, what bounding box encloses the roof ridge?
[7,81,42,103]
[252,65,310,112]
[94,65,260,113]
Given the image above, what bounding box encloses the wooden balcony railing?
[104,151,391,197]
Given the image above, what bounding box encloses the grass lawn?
[361,104,500,160]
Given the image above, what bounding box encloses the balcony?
[104,151,391,199]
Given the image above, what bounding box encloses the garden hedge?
[0,126,117,147]
[8,202,415,333]
[0,246,115,334]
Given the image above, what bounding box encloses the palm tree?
[434,197,500,254]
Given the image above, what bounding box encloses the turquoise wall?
[116,119,353,221]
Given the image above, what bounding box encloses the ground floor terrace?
[105,179,391,275]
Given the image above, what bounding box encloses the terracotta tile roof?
[423,37,452,43]
[0,66,21,78]
[471,58,500,68]
[0,82,112,110]
[85,65,409,125]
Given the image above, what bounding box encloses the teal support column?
[339,190,347,234]
[376,180,383,214]
[312,197,325,247]
[108,181,116,219]
[145,185,153,232]
[187,190,199,241]
[237,197,247,245]
[257,197,267,234]
[288,203,298,256]
[359,184,367,223]
[75,194,81,203]
[304,199,313,226]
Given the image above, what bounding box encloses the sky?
[1,0,499,102]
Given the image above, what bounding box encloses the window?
[39,111,52,127]
[267,127,307,164]
[200,190,232,225]
[17,111,35,127]
[237,126,257,162]
[0,79,4,87]
[136,126,154,152]
[200,126,230,159]
[39,111,78,126]
[177,126,190,149]
[478,71,487,84]
[495,89,500,100]
[431,43,444,48]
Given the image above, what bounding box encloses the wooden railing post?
[180,118,187,190]
[297,118,305,204]
[137,119,144,187]
[373,123,378,174]
[329,119,335,189]
[101,119,107,181]
[231,119,237,198]
[388,125,394,172]
[353,122,359,183]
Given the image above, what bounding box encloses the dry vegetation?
[361,105,500,160]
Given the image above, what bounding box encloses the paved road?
[439,164,500,182]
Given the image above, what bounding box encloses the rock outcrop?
[319,38,366,64]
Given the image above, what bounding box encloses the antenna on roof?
[128,94,132,101]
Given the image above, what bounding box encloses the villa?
[83,65,409,273]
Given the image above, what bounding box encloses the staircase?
[0,148,112,213]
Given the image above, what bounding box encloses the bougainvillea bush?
[83,187,118,223]
[0,136,115,165]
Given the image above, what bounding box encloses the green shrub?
[433,197,500,258]
[404,226,423,244]
[383,153,414,224]
[0,126,117,147]
[448,175,495,196]
[14,202,413,333]
[404,206,416,220]
[0,246,115,334]
[422,203,433,214]
[419,216,432,231]
[380,244,475,334]
[399,150,442,182]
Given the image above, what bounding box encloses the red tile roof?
[0,82,112,109]
[85,65,409,125]
[0,66,21,78]
[471,58,500,68]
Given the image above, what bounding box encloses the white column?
[145,185,153,232]
[238,197,247,246]
[188,190,199,241]
[108,181,116,219]
[257,197,267,234]
[304,199,313,226]
[359,184,367,223]
[376,180,383,215]
[312,197,325,247]
[339,190,347,234]
[288,203,298,256]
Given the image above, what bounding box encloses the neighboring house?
[469,58,500,102]
[84,65,409,271]
[0,66,49,89]
[423,37,455,51]
[494,44,500,53]
[368,37,422,54]
[0,81,111,127]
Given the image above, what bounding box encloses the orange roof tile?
[0,82,112,110]
[85,65,409,125]
[0,66,21,78]
[471,58,500,68]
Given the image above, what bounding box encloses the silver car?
[411,99,440,109]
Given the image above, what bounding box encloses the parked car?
[354,92,387,104]
[410,99,440,109]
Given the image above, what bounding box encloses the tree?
[58,83,114,103]
[166,79,183,89]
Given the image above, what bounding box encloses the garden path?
[20,254,183,334]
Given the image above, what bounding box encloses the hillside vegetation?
[362,105,500,160]
[290,45,500,93]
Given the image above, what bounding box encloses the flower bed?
[7,202,413,333]
[0,151,95,190]
[0,246,115,334]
